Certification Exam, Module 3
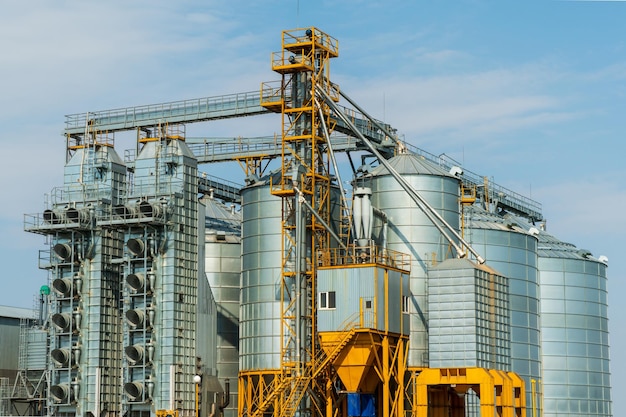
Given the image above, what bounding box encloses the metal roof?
[371,152,456,177]
[0,305,36,319]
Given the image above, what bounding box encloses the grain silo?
[368,152,461,367]
[202,195,241,417]
[531,227,611,417]
[464,205,542,415]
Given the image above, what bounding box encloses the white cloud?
[533,174,626,249]
[336,64,574,146]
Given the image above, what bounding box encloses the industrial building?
[1,27,612,417]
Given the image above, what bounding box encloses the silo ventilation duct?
[125,309,144,328]
[50,384,72,402]
[353,187,373,247]
[52,278,73,297]
[52,243,73,261]
[43,209,67,225]
[51,313,72,331]
[139,200,162,218]
[66,207,90,223]
[124,381,144,401]
[51,348,71,366]
[114,204,138,219]
[126,273,150,292]
[125,344,145,364]
[126,238,145,256]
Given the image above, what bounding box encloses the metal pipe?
[316,99,352,245]
[219,379,230,411]
[95,367,101,417]
[372,206,388,250]
[295,190,303,372]
[169,365,175,410]
[315,99,349,206]
[338,89,403,149]
[293,187,348,251]
[316,87,468,260]
[318,86,486,264]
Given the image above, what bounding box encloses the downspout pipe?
[293,187,348,252]
[372,206,388,250]
[219,379,230,411]
[317,86,485,264]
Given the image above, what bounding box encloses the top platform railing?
[64,91,541,220]
[64,92,265,136]
[405,143,543,221]
[282,27,339,57]
[64,91,395,153]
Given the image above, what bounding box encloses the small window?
[365,300,372,309]
[319,291,336,310]
[402,296,410,314]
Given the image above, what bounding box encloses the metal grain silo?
[368,153,461,367]
[239,170,342,372]
[464,206,541,415]
[532,229,612,417]
[201,195,241,417]
[239,171,284,371]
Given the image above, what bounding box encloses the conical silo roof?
[371,153,456,178]
[466,205,529,234]
[200,195,241,235]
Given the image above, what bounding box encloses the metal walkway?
[406,143,543,221]
[64,91,395,151]
[185,137,541,221]
[65,92,541,220]
[184,135,365,164]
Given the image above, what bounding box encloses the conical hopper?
[319,330,381,393]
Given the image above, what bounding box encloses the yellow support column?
[382,336,389,417]
[412,368,528,417]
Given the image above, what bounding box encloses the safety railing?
[320,244,411,272]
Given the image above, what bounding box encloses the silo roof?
[371,153,456,178]
[466,205,529,234]
[200,196,241,235]
[506,214,602,262]
[0,305,36,319]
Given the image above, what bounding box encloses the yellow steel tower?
[240,27,339,417]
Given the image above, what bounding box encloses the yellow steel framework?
[406,367,526,417]
[240,27,339,417]
[460,184,477,239]
[65,118,115,162]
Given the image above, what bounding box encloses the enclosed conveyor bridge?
[65,90,542,221]
[64,90,396,155]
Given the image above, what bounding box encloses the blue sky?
[0,0,624,410]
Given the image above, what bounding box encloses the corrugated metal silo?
[464,206,541,414]
[533,229,612,417]
[428,258,510,370]
[201,195,241,417]
[369,153,461,367]
[239,171,284,371]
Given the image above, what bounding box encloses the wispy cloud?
[533,173,626,249]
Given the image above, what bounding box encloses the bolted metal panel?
[239,173,284,371]
[317,266,409,335]
[202,196,241,417]
[527,227,612,417]
[43,143,127,417]
[121,137,200,416]
[428,258,510,370]
[369,153,460,367]
[464,205,541,415]
[25,328,48,370]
